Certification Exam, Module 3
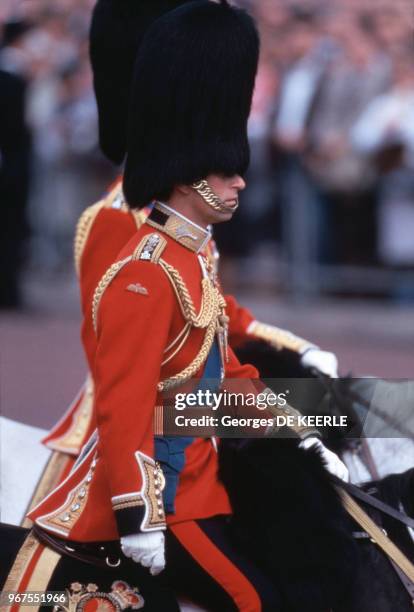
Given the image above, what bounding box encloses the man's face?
[194,173,246,225]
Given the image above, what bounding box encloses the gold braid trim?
[159,260,219,328]
[91,252,227,392]
[158,317,217,392]
[161,323,192,366]
[156,258,227,390]
[2,531,41,595]
[73,201,106,277]
[92,256,132,333]
[74,186,146,277]
[205,239,220,276]
[248,321,317,354]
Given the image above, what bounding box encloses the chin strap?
[192,179,239,213]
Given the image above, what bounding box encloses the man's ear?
[176,183,192,196]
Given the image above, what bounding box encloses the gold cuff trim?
[135,452,166,531]
[112,494,144,511]
[248,321,316,354]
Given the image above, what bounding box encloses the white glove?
[300,348,338,378]
[121,531,165,575]
[300,436,349,482]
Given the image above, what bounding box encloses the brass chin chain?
[192,179,239,213]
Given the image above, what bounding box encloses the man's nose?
[233,175,246,191]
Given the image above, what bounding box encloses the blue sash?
[154,340,222,513]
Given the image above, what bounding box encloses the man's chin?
[213,209,235,224]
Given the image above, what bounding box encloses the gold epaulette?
[91,234,168,334]
[73,184,146,277]
[132,233,168,264]
[247,321,317,354]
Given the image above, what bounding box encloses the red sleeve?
[94,260,173,535]
[225,344,258,378]
[225,294,255,348]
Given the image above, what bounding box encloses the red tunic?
[42,181,256,456]
[29,210,259,542]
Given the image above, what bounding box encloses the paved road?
[1,272,413,430]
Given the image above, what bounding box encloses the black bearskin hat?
[89,0,193,164]
[123,0,259,208]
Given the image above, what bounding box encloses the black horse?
[2,453,413,611]
[219,437,414,612]
[1,343,412,610]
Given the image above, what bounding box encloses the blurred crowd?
[235,0,414,278]
[1,0,413,308]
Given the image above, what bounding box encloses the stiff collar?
[145,201,211,253]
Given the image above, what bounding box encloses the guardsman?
[23,0,194,521]
[25,3,347,609]
[31,0,340,518]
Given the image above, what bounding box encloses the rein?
[339,480,414,530]
[338,488,414,601]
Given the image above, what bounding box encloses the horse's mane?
[219,438,359,611]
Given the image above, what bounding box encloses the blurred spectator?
[0,20,32,308]
[303,17,392,264]
[352,56,414,279]
[1,0,413,298]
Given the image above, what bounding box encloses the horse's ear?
[402,467,414,515]
[408,468,414,495]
